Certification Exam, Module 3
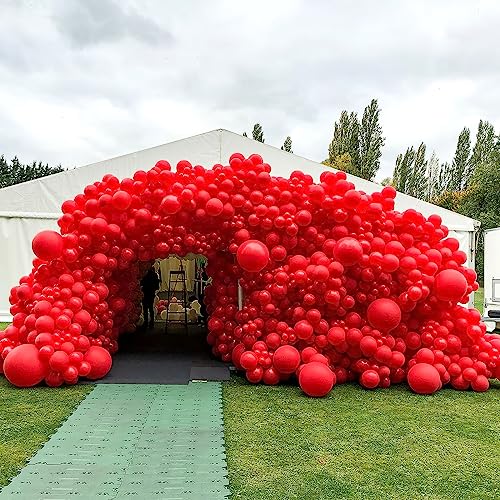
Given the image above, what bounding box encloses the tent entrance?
[94,323,229,384]
[94,255,228,384]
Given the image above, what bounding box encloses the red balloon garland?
[0,153,499,397]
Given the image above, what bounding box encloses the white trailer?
[482,228,500,331]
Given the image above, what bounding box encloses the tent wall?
[0,129,479,322]
[0,215,58,322]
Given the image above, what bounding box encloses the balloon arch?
[1,153,499,396]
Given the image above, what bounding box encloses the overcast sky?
[1,0,499,181]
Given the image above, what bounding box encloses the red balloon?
[246,366,263,383]
[84,346,112,380]
[333,237,363,266]
[299,362,335,397]
[367,298,401,332]
[240,351,258,371]
[160,195,181,214]
[49,351,70,372]
[78,361,92,377]
[236,240,269,272]
[327,327,346,346]
[112,191,132,210]
[434,269,467,302]
[32,230,64,261]
[4,344,47,387]
[273,345,301,374]
[206,198,224,216]
[360,335,378,357]
[407,363,441,394]
[360,369,380,389]
[294,320,314,340]
[262,367,280,385]
[471,375,489,392]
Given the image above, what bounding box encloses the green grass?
[474,287,484,312]
[0,378,93,488]
[223,375,500,500]
[0,323,8,331]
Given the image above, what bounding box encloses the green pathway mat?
[0,383,229,499]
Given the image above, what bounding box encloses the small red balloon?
[334,237,363,266]
[273,345,301,374]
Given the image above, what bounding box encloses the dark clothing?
[140,268,159,328]
[142,297,155,328]
[141,268,160,298]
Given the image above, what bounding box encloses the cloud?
[0,0,499,182]
[51,0,173,47]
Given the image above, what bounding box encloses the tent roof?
[0,129,479,232]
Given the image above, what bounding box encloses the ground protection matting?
[0,383,229,499]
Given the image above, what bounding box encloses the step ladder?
[165,261,188,333]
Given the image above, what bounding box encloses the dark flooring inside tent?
[91,323,231,384]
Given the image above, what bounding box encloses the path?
[0,383,229,499]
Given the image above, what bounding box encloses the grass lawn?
[223,375,500,500]
[474,287,484,312]
[0,378,93,488]
[0,323,8,331]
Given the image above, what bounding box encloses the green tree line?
[0,155,64,189]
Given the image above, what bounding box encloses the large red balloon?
[367,298,402,332]
[407,363,441,395]
[236,240,269,272]
[434,269,467,302]
[299,362,335,397]
[84,346,112,380]
[4,344,47,387]
[32,230,64,261]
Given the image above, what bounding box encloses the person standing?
[140,267,159,329]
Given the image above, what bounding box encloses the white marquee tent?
[0,129,480,321]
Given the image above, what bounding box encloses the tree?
[426,152,444,202]
[281,136,293,153]
[327,111,359,175]
[468,120,496,183]
[322,153,354,173]
[0,155,64,188]
[392,143,428,199]
[326,99,384,180]
[393,147,413,195]
[449,127,471,191]
[252,123,264,143]
[438,149,500,282]
[359,99,385,180]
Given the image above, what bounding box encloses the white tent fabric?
[0,129,479,321]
